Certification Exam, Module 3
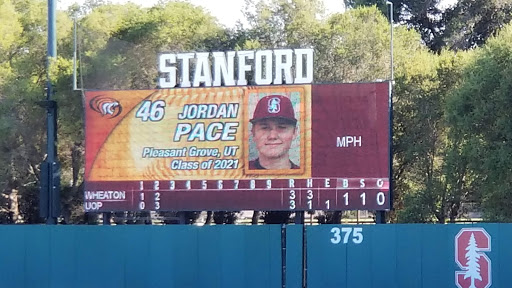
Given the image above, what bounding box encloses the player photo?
[246,89,304,175]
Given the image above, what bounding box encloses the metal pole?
[48,0,56,64]
[302,220,307,288]
[281,224,287,288]
[178,212,187,224]
[386,1,394,83]
[102,212,111,225]
[294,212,307,288]
[43,0,60,224]
[387,1,394,210]
[383,1,395,224]
[73,15,77,91]
[377,1,394,224]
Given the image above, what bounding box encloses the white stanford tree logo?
[465,233,482,288]
[455,228,492,288]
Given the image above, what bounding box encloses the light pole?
[386,1,393,83]
[39,0,60,224]
[376,1,394,225]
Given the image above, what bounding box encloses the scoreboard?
[83,83,390,212]
[84,178,389,211]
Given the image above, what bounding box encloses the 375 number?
[330,227,363,244]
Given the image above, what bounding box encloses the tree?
[0,0,67,223]
[392,49,480,223]
[384,23,439,223]
[347,0,512,52]
[241,0,325,49]
[443,0,512,51]
[345,0,446,51]
[445,23,512,222]
[0,0,24,223]
[79,1,225,90]
[314,6,391,83]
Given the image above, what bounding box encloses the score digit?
[154,192,161,210]
[289,190,296,210]
[377,192,386,205]
[307,189,313,210]
[139,192,145,210]
[360,192,366,206]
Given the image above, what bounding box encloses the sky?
[58,0,459,28]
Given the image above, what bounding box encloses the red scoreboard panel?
[84,83,390,212]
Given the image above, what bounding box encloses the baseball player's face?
[252,118,296,160]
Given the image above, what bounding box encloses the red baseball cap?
[250,95,297,124]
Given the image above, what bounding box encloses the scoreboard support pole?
[102,212,111,225]
[294,211,304,224]
[281,224,286,288]
[302,221,308,288]
[294,211,307,288]
[376,211,386,224]
[178,212,186,224]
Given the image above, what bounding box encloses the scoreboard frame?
[83,82,391,213]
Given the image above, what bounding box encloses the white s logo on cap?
[268,97,281,113]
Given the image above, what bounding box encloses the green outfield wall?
[0,224,505,288]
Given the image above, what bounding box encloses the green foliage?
[80,1,224,90]
[346,1,445,50]
[443,0,512,51]
[347,0,512,52]
[241,0,325,49]
[0,0,86,223]
[315,6,391,82]
[392,47,478,223]
[0,0,22,60]
[1,0,512,224]
[445,24,512,221]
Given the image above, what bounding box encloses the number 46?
[136,100,166,122]
[330,227,363,244]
